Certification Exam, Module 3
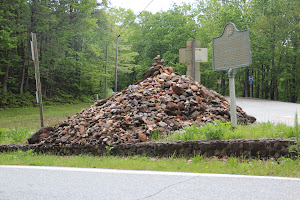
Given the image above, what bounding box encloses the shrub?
[202,121,230,140]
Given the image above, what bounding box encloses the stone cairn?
[28,56,256,146]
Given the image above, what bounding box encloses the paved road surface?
[1,165,299,200]
[228,98,300,126]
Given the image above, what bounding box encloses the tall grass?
[0,102,90,131]
[0,151,299,177]
[0,128,32,144]
[160,121,297,142]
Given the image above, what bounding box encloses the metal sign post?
[217,79,221,94]
[249,76,254,98]
[228,69,237,127]
[31,32,44,127]
[212,23,252,128]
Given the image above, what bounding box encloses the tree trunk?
[260,66,263,98]
[221,71,226,95]
[274,78,278,101]
[244,69,249,97]
[20,38,30,95]
[290,78,296,103]
[270,77,274,100]
[255,68,260,98]
[3,65,10,93]
[264,65,270,99]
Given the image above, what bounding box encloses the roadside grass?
[0,102,91,131]
[0,104,299,178]
[151,120,297,142]
[0,128,32,144]
[0,150,299,178]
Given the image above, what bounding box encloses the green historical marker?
[212,23,252,128]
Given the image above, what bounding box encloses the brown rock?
[138,133,147,142]
[27,126,55,144]
[200,88,215,99]
[172,85,184,95]
[190,85,198,92]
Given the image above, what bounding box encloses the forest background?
[0,0,299,108]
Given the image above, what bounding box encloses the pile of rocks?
[28,56,256,146]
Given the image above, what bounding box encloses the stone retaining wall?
[0,139,297,159]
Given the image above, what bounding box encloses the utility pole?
[105,41,108,98]
[114,34,120,93]
[31,32,44,127]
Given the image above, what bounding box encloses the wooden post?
[192,40,196,80]
[105,41,108,98]
[114,35,120,93]
[31,32,44,127]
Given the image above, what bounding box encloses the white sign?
[195,48,208,62]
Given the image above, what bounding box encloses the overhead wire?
[136,0,155,19]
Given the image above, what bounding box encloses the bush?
[202,121,230,140]
[174,120,230,141]
[0,92,34,108]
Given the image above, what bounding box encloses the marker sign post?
[249,76,254,98]
[212,23,252,128]
[217,79,221,94]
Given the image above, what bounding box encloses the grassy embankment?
[0,103,299,177]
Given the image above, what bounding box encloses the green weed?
[0,152,299,177]
[166,121,296,142]
[0,128,32,144]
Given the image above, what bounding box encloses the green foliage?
[169,121,296,142]
[203,121,230,140]
[0,153,299,177]
[0,0,299,107]
[0,91,34,108]
[150,130,165,140]
[175,121,229,141]
[0,102,91,131]
[0,128,32,144]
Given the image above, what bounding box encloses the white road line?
[1,165,299,181]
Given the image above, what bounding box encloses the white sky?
[108,0,197,13]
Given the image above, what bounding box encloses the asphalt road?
[0,165,300,200]
[228,98,300,126]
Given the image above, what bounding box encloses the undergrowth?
[0,129,32,144]
[0,151,299,177]
[152,120,297,142]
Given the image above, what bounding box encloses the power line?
[136,0,154,18]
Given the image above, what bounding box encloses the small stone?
[190,85,198,91]
[158,121,168,128]
[138,133,147,142]
[186,89,193,96]
[172,85,184,95]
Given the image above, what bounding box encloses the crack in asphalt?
[138,176,198,200]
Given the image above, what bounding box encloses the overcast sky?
[108,0,196,13]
